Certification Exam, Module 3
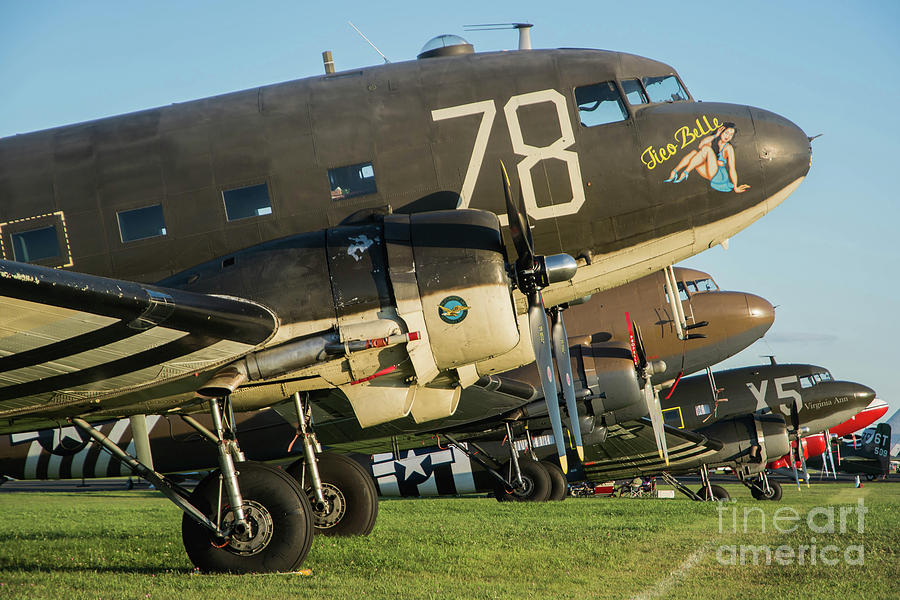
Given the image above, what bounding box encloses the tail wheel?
[540,460,568,501]
[287,452,379,536]
[182,461,314,573]
[493,460,552,502]
[697,484,731,501]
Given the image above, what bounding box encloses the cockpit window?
[621,79,649,105]
[689,278,718,293]
[574,81,628,127]
[802,371,834,388]
[642,75,689,103]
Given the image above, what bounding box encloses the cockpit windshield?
[799,370,834,388]
[685,277,718,294]
[642,75,689,103]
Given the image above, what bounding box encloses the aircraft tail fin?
[864,423,891,474]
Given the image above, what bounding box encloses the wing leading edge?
[0,260,278,432]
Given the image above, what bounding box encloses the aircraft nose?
[851,383,877,405]
[744,293,775,329]
[751,108,812,194]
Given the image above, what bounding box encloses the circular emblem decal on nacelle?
[438,296,469,324]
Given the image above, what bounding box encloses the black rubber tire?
[697,484,731,501]
[751,480,783,501]
[182,461,314,573]
[493,460,552,502]
[287,453,379,536]
[541,460,568,501]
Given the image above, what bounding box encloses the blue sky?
[2,1,899,419]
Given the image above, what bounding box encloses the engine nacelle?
[179,209,520,427]
[579,343,643,423]
[699,413,790,476]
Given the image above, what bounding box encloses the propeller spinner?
[500,162,580,475]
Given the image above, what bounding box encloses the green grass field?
[1,482,898,599]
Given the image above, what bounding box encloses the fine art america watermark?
[715,498,867,566]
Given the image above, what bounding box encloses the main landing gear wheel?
[751,480,782,501]
[287,452,379,536]
[541,460,568,501]
[494,460,552,502]
[182,461,314,573]
[697,484,731,501]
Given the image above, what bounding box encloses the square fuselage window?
[329,162,377,201]
[574,81,628,127]
[11,226,61,262]
[223,183,273,221]
[118,204,167,243]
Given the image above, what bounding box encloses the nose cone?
[745,293,775,332]
[750,107,812,196]
[674,291,774,374]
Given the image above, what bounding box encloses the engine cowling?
[698,413,791,476]
[177,209,521,427]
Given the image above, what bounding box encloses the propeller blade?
[790,399,800,432]
[528,292,568,474]
[499,161,534,270]
[789,441,801,491]
[633,322,648,369]
[798,436,810,488]
[550,308,584,462]
[626,312,668,463]
[625,312,640,368]
[824,428,837,479]
[644,381,669,465]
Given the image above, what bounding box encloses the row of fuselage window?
[6,161,378,264]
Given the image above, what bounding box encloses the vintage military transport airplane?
[0,34,811,572]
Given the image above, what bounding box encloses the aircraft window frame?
[0,211,73,267]
[800,375,815,389]
[573,81,629,127]
[329,161,377,201]
[117,204,168,243]
[662,407,684,429]
[641,74,691,103]
[620,78,649,106]
[10,225,61,264]
[222,182,273,222]
[665,283,690,303]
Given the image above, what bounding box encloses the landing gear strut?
[285,392,379,536]
[71,396,315,573]
[743,470,783,501]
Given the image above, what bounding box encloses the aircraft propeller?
[549,306,584,463]
[788,399,809,489]
[625,312,669,465]
[823,428,838,479]
[500,162,580,475]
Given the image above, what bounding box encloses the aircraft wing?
[0,260,278,433]
[579,420,724,480]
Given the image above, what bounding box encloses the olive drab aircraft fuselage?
[0,46,811,435]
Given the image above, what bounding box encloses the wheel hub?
[309,483,346,529]
[221,500,274,555]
